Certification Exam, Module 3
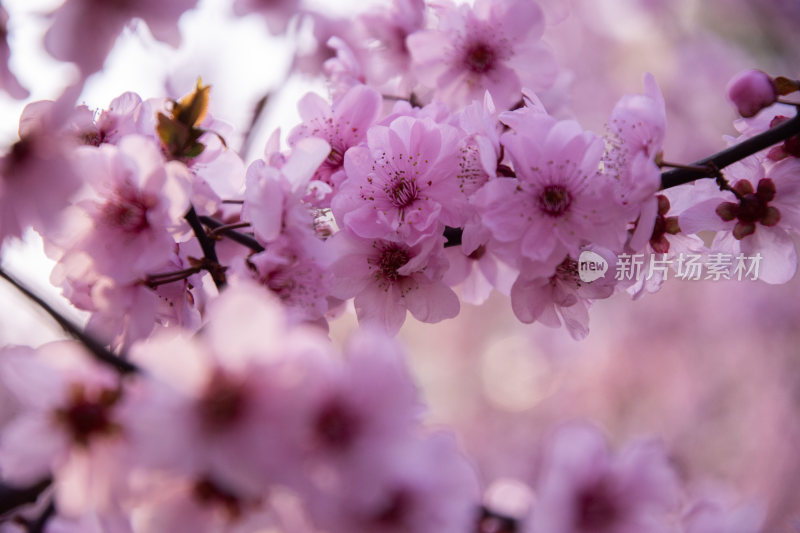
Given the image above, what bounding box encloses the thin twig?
[209,221,251,237]
[0,479,52,516]
[443,226,463,248]
[146,266,203,281]
[240,92,270,159]
[198,215,265,253]
[0,267,138,375]
[184,206,227,289]
[660,112,800,189]
[145,267,203,288]
[436,115,800,249]
[660,161,743,199]
[25,498,55,533]
[476,506,519,533]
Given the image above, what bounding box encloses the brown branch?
[0,479,51,516]
[660,112,800,189]
[198,215,265,253]
[184,206,227,289]
[0,267,138,375]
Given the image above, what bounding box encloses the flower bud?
[726,69,778,118]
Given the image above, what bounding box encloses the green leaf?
[174,78,210,128]
[184,142,206,158]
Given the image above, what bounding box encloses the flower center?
[387,177,419,210]
[55,384,119,446]
[715,178,781,240]
[464,43,495,74]
[649,194,680,253]
[82,129,108,147]
[314,397,360,450]
[102,187,154,233]
[737,193,768,223]
[371,489,411,527]
[9,138,33,168]
[538,185,572,217]
[555,257,579,281]
[326,147,344,169]
[575,480,620,531]
[192,476,243,518]
[468,244,487,261]
[197,370,247,431]
[375,243,410,282]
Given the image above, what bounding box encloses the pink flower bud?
[726,69,778,118]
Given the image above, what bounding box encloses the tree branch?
[443,226,463,248]
[239,92,270,159]
[660,112,800,189]
[0,267,138,375]
[476,506,519,533]
[24,498,55,533]
[185,206,227,288]
[442,113,800,248]
[0,479,51,516]
[198,215,265,253]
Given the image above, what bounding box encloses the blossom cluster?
[0,0,798,342]
[0,286,763,533]
[0,285,480,532]
[0,0,797,530]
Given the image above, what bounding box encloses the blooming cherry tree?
[1,0,799,531]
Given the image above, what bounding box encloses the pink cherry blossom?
[43,510,134,533]
[328,230,459,335]
[290,12,361,77]
[126,473,274,533]
[324,37,368,100]
[451,91,503,198]
[287,85,382,207]
[123,285,332,494]
[242,136,329,243]
[510,247,617,340]
[47,228,203,352]
[83,277,162,351]
[726,69,778,118]
[473,115,626,276]
[443,211,518,306]
[532,423,680,533]
[75,245,203,351]
[443,241,517,305]
[407,0,557,110]
[307,433,480,533]
[0,2,797,530]
[679,155,800,284]
[332,116,466,246]
[681,492,764,533]
[1,99,82,243]
[44,0,198,76]
[379,96,453,126]
[65,135,191,283]
[68,93,143,148]
[604,73,666,251]
[125,338,287,495]
[282,330,423,488]
[622,192,705,300]
[0,342,130,516]
[356,0,426,92]
[237,232,334,324]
